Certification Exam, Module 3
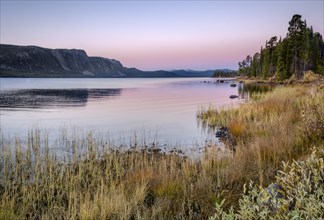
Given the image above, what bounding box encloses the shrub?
[209,147,324,219]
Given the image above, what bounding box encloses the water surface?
[1,78,240,148]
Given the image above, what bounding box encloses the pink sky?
[1,1,323,70]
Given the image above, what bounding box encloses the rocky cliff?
[0,44,215,77]
[0,44,141,77]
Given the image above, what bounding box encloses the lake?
[0,78,242,151]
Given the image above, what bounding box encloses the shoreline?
[1,81,323,219]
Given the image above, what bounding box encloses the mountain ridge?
[0,44,220,78]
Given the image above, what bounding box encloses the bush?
[209,147,324,219]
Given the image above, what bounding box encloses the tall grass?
[0,129,227,219]
[0,85,323,219]
[198,85,324,205]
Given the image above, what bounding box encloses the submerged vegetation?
[1,83,323,219]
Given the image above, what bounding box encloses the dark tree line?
[212,69,238,77]
[238,14,324,80]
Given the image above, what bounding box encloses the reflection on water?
[0,89,121,109]
[198,82,275,139]
[238,83,274,101]
[1,78,241,146]
[238,83,249,100]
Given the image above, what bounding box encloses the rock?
[144,190,155,207]
[0,184,4,198]
[215,126,236,151]
[219,80,224,83]
[239,81,244,83]
[261,183,284,212]
[147,148,161,154]
[266,183,284,197]
[230,83,237,87]
[229,95,239,99]
[215,126,228,138]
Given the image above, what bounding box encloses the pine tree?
[287,14,306,79]
[237,14,324,78]
[311,32,324,74]
[276,39,288,80]
[261,46,270,78]
[245,55,252,77]
[266,36,278,76]
[302,28,311,72]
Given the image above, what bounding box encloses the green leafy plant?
[210,148,324,219]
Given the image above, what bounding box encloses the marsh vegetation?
[1,82,323,219]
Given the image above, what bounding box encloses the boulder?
[261,183,285,212]
[215,126,236,151]
[229,95,239,99]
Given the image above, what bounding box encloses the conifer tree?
[266,36,278,76]
[238,14,324,80]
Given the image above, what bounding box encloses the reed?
[198,84,324,205]
[0,84,323,219]
[0,128,228,219]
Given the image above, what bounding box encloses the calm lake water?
[0,78,242,149]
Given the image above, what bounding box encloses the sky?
[1,1,323,71]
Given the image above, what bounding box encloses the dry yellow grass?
[198,84,324,203]
[0,84,323,219]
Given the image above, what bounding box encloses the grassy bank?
[0,131,225,219]
[1,84,323,219]
[199,84,324,206]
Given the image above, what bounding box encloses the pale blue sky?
[1,0,323,70]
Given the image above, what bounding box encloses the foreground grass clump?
[210,148,324,219]
[0,131,225,219]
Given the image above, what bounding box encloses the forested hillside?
[238,14,324,80]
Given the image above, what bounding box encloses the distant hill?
[0,44,222,78]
